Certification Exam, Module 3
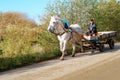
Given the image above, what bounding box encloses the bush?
[0,25,61,71]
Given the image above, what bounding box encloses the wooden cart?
[83,31,117,52]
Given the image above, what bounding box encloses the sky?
[0,0,53,24]
[0,0,120,24]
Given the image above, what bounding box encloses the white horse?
[48,16,84,60]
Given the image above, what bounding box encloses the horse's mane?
[51,16,65,34]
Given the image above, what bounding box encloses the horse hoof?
[72,55,75,57]
[60,57,64,60]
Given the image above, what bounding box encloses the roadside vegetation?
[0,0,120,71]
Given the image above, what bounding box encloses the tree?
[90,0,120,31]
[0,12,37,28]
[41,0,98,31]
[41,0,120,41]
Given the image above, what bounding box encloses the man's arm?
[92,24,97,33]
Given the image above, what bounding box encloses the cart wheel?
[108,39,114,49]
[99,43,104,52]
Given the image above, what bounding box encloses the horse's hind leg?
[80,41,84,52]
[72,43,76,57]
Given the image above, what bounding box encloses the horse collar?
[58,32,66,36]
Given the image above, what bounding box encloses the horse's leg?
[72,43,76,57]
[79,41,84,52]
[59,41,63,60]
[60,41,67,60]
[72,30,84,52]
[60,41,63,52]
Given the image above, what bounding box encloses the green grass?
[0,49,61,72]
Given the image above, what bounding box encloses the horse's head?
[48,16,64,34]
[48,16,59,33]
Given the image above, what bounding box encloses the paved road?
[0,43,120,80]
[55,51,120,80]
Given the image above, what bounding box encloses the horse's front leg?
[60,41,67,60]
[72,43,76,57]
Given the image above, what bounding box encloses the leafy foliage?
[0,12,60,71]
[43,0,120,39]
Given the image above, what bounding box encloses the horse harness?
[52,19,73,41]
